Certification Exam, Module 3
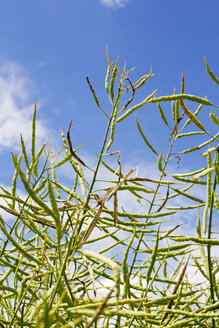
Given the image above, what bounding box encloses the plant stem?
[207,172,217,328]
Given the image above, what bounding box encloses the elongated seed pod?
[116,90,157,123]
[176,131,205,139]
[118,185,156,193]
[203,151,212,234]
[105,65,111,95]
[11,151,22,209]
[110,57,120,102]
[123,262,129,299]
[105,89,121,152]
[180,100,205,131]
[209,109,219,126]
[201,146,218,157]
[123,229,135,269]
[83,250,120,300]
[214,191,219,213]
[15,158,57,221]
[60,128,86,177]
[214,155,219,185]
[0,222,41,265]
[158,151,163,172]
[78,163,86,198]
[173,236,219,245]
[175,99,180,123]
[148,94,213,106]
[54,154,72,168]
[182,103,204,130]
[33,140,48,177]
[55,182,83,203]
[171,186,204,203]
[20,134,29,168]
[157,103,170,128]
[180,72,205,131]
[136,243,191,254]
[31,100,37,164]
[180,132,219,154]
[193,167,214,180]
[135,116,158,155]
[134,67,152,90]
[204,57,219,86]
[146,226,160,284]
[172,98,175,122]
[51,164,61,199]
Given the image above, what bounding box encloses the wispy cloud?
[0,59,53,152]
[100,0,129,9]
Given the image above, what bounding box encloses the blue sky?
[0,0,218,185]
[0,0,218,303]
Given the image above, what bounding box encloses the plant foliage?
[0,50,218,327]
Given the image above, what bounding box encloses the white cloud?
[100,0,129,9]
[0,59,53,152]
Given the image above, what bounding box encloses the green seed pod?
[157,102,170,128]
[182,103,203,129]
[20,134,29,168]
[105,64,111,95]
[175,99,180,123]
[110,57,120,101]
[158,151,163,172]
[204,57,219,86]
[31,100,37,164]
[172,98,176,122]
[33,140,48,177]
[146,226,160,285]
[209,109,219,126]
[83,250,120,300]
[116,90,157,123]
[135,116,158,155]
[11,151,22,209]
[148,94,213,106]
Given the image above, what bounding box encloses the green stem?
[129,136,176,274]
[77,99,120,235]
[207,172,217,328]
[128,136,176,328]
